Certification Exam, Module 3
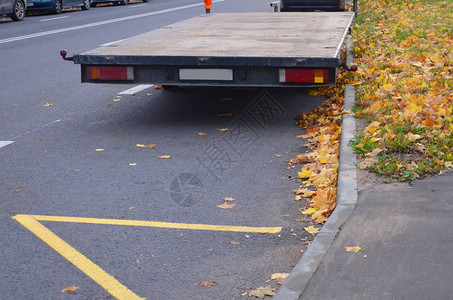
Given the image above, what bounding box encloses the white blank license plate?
[179,69,233,81]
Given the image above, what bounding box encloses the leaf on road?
[268,273,289,285]
[95,149,104,152]
[294,188,316,198]
[223,196,235,202]
[42,102,52,107]
[216,202,237,210]
[157,155,171,159]
[301,207,318,215]
[129,163,137,166]
[218,113,232,117]
[200,280,218,287]
[61,285,79,293]
[304,225,320,236]
[198,132,207,136]
[154,85,163,90]
[221,97,232,102]
[137,144,156,149]
[12,189,22,193]
[217,128,229,132]
[228,240,240,245]
[247,286,276,299]
[298,167,313,179]
[345,246,362,253]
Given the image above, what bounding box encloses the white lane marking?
[40,16,69,22]
[0,141,14,149]
[118,84,154,95]
[0,0,226,45]
[100,38,127,47]
[10,119,61,140]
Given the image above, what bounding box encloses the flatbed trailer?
[61,12,356,87]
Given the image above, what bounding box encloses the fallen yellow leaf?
[217,128,229,132]
[42,102,52,107]
[301,207,318,215]
[95,149,104,152]
[248,286,276,298]
[298,167,313,179]
[129,163,137,166]
[345,246,362,253]
[304,225,320,236]
[157,155,171,159]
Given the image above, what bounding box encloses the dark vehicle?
[90,0,148,7]
[1,0,26,21]
[280,0,345,11]
[26,0,90,14]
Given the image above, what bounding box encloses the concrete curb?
[274,54,358,300]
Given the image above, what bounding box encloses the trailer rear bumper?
[80,65,338,87]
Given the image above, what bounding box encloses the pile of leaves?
[291,78,348,223]
[349,0,453,181]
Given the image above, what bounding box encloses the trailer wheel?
[10,0,25,21]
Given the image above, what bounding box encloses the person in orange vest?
[204,0,212,13]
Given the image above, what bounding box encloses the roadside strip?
[12,214,281,299]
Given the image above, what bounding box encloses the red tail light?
[86,66,134,81]
[279,69,330,84]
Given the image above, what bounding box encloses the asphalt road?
[1,1,324,299]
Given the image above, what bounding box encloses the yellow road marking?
[12,214,145,300]
[29,214,282,233]
[12,214,282,299]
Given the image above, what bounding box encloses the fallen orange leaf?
[157,155,171,159]
[216,202,237,209]
[61,285,79,293]
[200,281,218,287]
